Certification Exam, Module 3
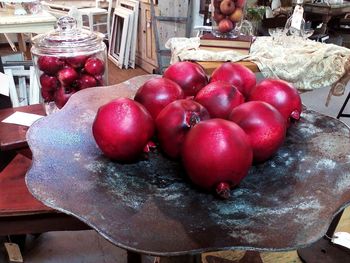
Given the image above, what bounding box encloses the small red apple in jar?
[37,56,64,75]
[40,74,59,102]
[66,55,89,69]
[218,19,234,33]
[235,0,246,8]
[213,10,225,23]
[220,0,235,15]
[57,66,79,86]
[229,8,243,22]
[84,57,105,76]
[77,74,98,90]
[54,86,75,109]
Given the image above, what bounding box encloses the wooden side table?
[0,9,57,59]
[0,104,89,237]
[304,2,350,35]
[197,61,259,75]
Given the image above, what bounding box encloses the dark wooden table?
[0,104,89,237]
[0,104,45,152]
[304,2,350,34]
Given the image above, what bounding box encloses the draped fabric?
[165,36,350,94]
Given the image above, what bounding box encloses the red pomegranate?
[194,81,244,119]
[210,62,256,98]
[229,101,287,163]
[163,61,208,97]
[92,98,154,162]
[248,78,302,124]
[134,78,184,120]
[155,99,210,159]
[182,119,253,198]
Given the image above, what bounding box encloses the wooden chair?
[78,0,113,40]
[1,58,40,108]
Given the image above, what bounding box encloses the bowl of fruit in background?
[31,16,107,115]
[211,0,246,38]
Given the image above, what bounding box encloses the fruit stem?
[143,141,156,153]
[185,112,201,128]
[290,110,300,121]
[216,182,231,199]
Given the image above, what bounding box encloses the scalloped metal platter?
[26,74,350,256]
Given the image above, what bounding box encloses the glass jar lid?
[31,16,105,56]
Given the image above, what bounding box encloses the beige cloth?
[165,36,350,94]
[165,37,250,65]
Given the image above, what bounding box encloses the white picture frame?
[108,8,131,69]
[116,0,139,69]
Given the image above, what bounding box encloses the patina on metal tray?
[26,74,350,256]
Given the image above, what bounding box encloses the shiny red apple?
[84,57,105,76]
[54,86,75,109]
[57,67,79,86]
[37,56,64,75]
[40,74,59,102]
[218,19,234,33]
[220,0,235,15]
[66,55,89,69]
[77,74,98,90]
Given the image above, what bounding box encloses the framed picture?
[108,7,131,69]
[116,0,139,69]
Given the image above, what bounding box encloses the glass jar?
[211,0,246,38]
[31,16,108,115]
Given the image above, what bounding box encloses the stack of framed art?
[108,0,139,69]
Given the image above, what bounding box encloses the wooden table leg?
[127,251,142,263]
[155,254,202,263]
[319,15,331,35]
[204,251,263,263]
[297,211,350,262]
[17,33,30,60]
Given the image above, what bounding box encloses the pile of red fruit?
[36,55,105,109]
[92,61,302,199]
[212,0,245,34]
